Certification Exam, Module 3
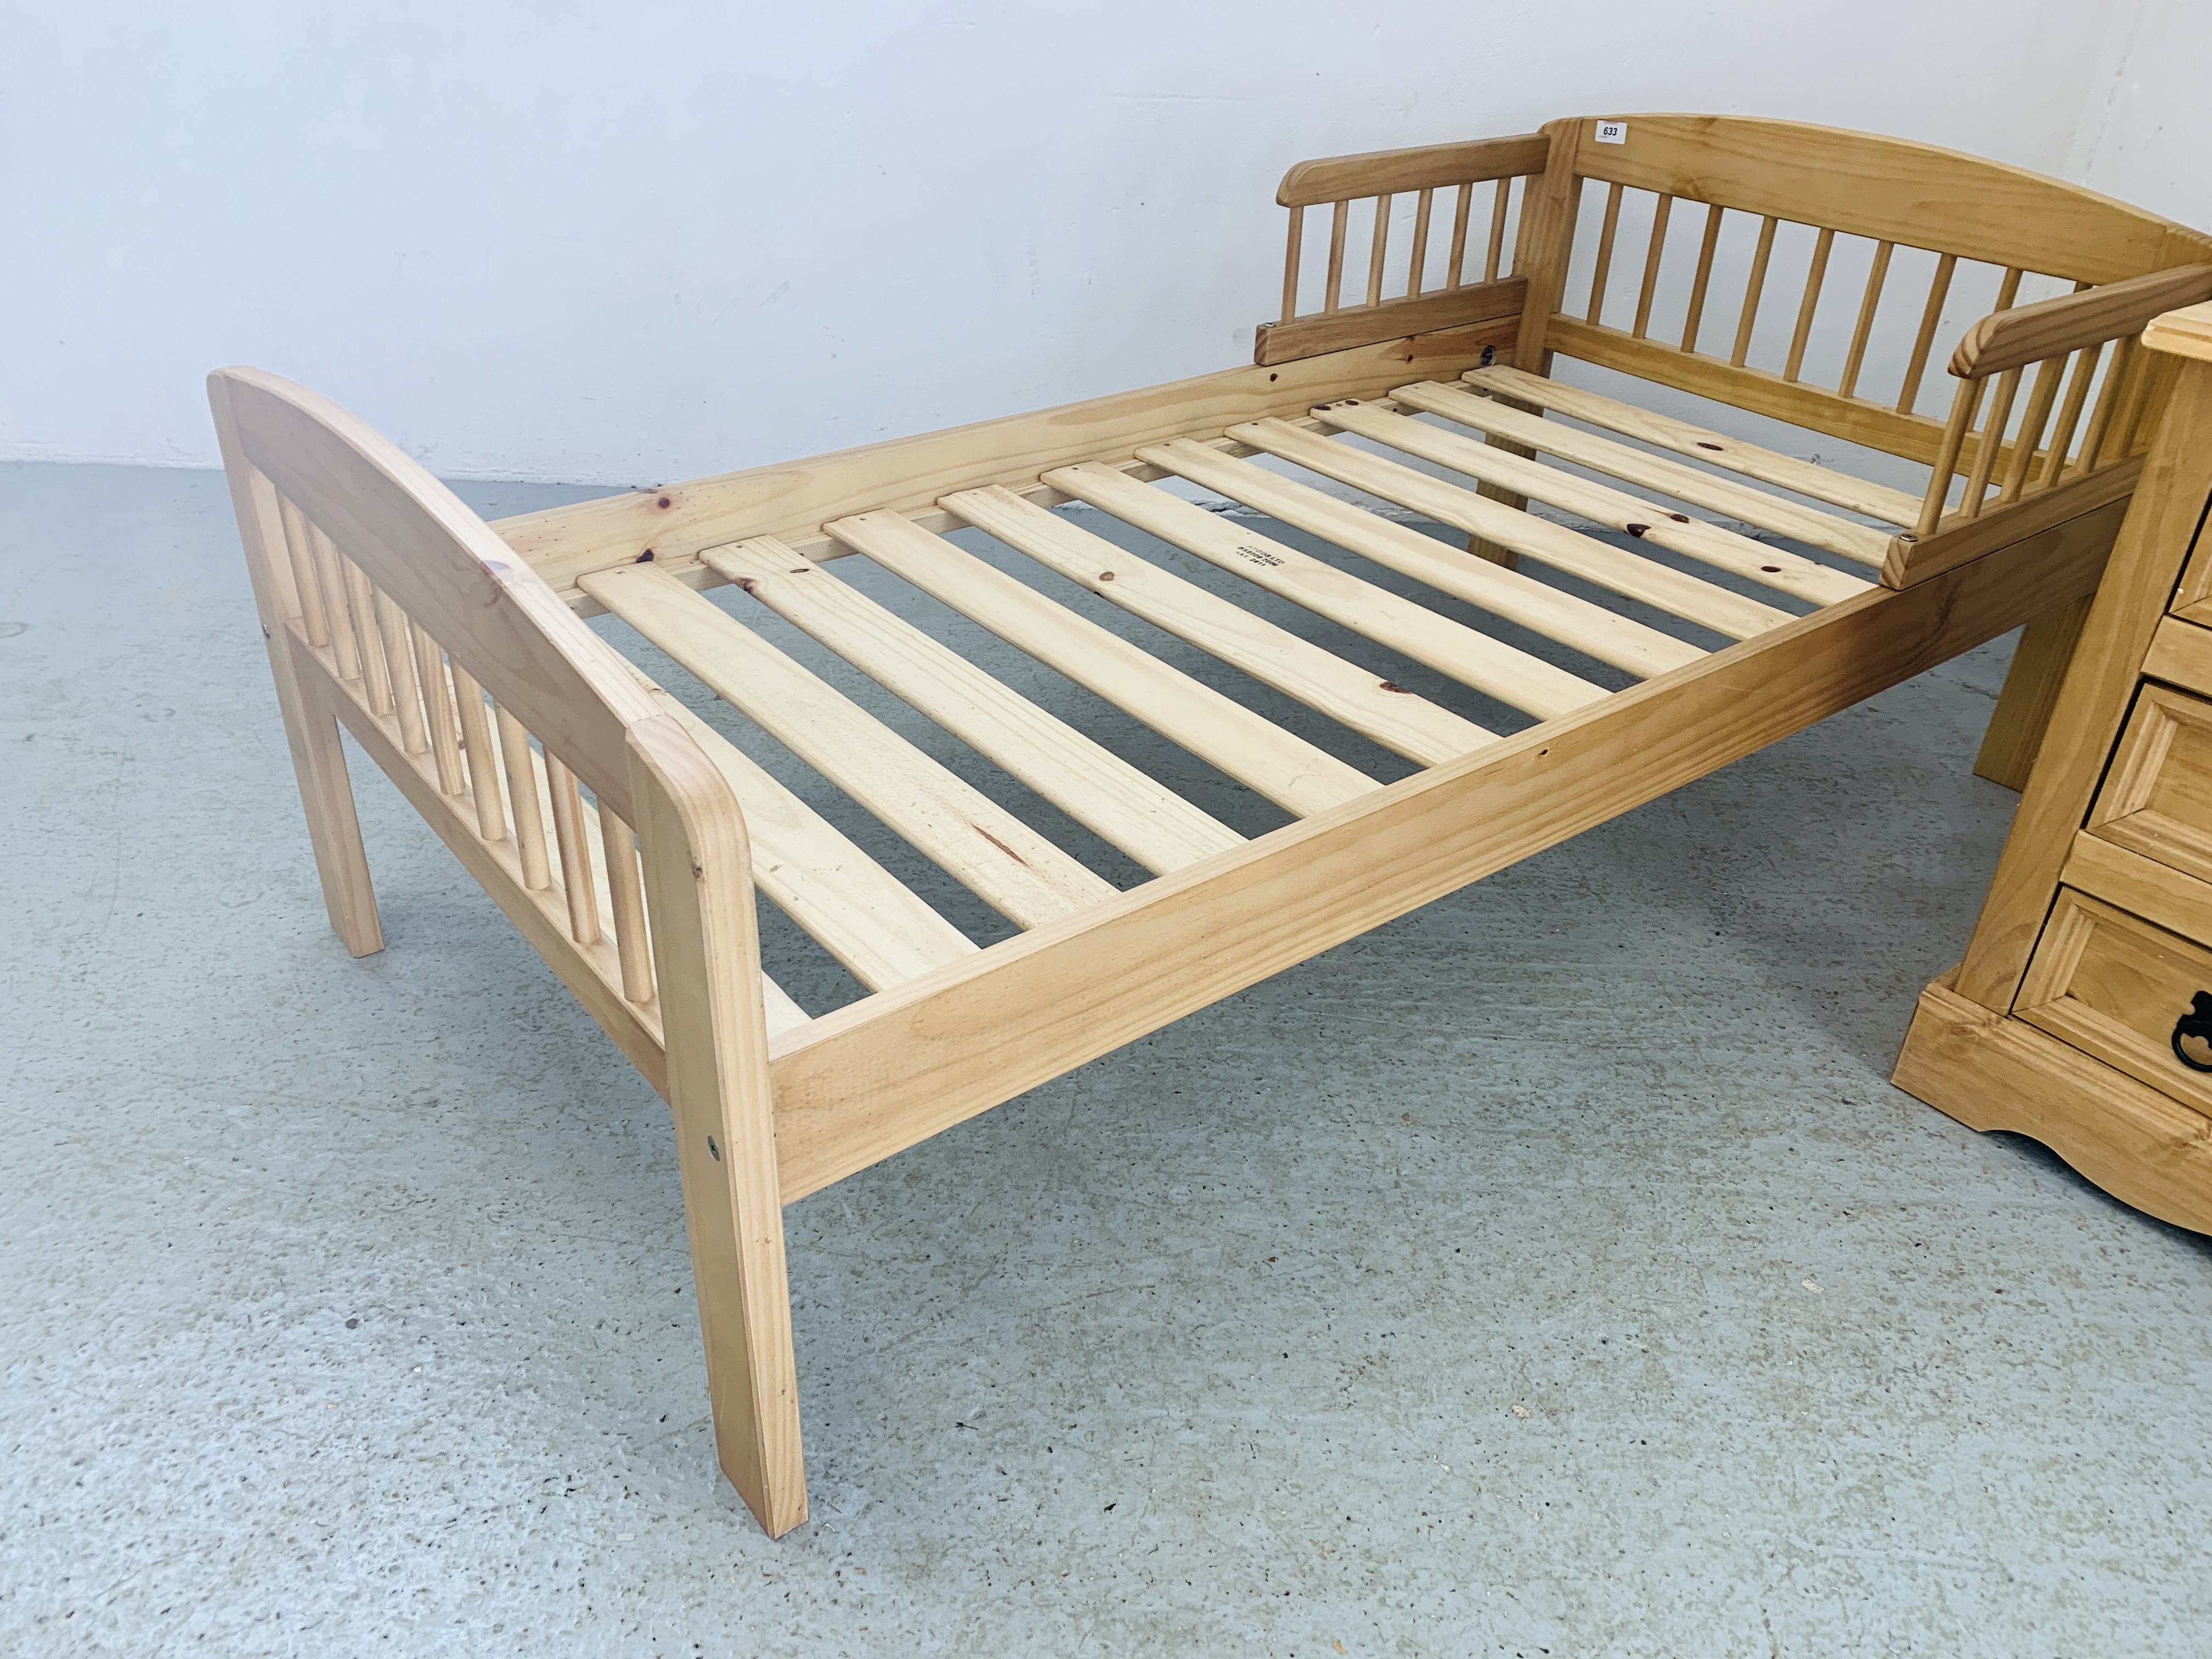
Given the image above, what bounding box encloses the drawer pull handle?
[2172,992,2212,1073]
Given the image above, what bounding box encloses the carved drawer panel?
[2017,887,2212,1116]
[2086,680,2212,889]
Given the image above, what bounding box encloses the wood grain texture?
[1881,462,2141,590]
[706,534,1243,874]
[637,688,980,994]
[2084,680,2212,887]
[1972,592,2094,791]
[584,563,1117,930]
[1954,365,2212,1011]
[945,484,1498,767]
[1064,449,1612,720]
[1314,397,1869,607]
[493,334,1517,600]
[1064,438,1697,680]
[826,508,1380,817]
[2016,888,2212,1118]
[1892,975,2212,1236]
[2142,613,2212,693]
[308,639,667,1091]
[1276,132,1550,208]
[208,383,383,956]
[1255,279,1525,366]
[1392,377,1893,565]
[1540,316,1968,476]
[1210,417,1792,639]
[216,370,656,820]
[1564,114,2212,284]
[1951,266,2212,379]
[2064,831,2212,955]
[767,510,2109,1201]
[1468,364,1925,524]
[628,715,806,1538]
[2143,300,2212,362]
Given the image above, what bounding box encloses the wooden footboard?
[212,369,806,1538]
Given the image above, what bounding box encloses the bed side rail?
[1902,265,2212,545]
[1873,266,2212,588]
[1256,132,1551,366]
[1509,113,2212,484]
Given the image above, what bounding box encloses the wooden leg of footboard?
[286,682,384,956]
[628,715,806,1538]
[208,377,383,956]
[1973,591,2095,790]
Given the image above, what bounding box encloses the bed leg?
[629,715,807,1539]
[1465,396,1541,568]
[1973,592,2095,791]
[207,376,383,956]
[284,682,385,956]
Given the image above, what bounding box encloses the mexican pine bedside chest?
[1897,300,2212,1233]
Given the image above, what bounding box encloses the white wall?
[1,0,2192,485]
[2066,0,2212,231]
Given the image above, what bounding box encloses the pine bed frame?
[215,115,2212,1535]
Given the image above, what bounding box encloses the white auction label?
[1595,121,1627,145]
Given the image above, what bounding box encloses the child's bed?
[213,115,2212,1535]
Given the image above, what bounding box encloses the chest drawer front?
[2087,680,2212,886]
[2018,887,2212,1115]
[2170,483,2212,624]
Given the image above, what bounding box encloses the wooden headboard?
[1511,114,2212,470]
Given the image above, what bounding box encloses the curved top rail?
[209,366,660,813]
[1554,112,2212,285]
[1276,133,1550,208]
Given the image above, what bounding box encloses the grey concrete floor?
[5,458,2211,1657]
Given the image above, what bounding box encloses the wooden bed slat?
[639,687,978,992]
[1312,399,1870,607]
[1054,456,1610,721]
[1101,439,1697,679]
[703,537,1242,876]
[1200,421,1792,641]
[946,485,1497,766]
[1391,379,1894,565]
[1466,364,1926,525]
[583,564,1118,930]
[825,509,1380,817]
[1186,449,1699,681]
